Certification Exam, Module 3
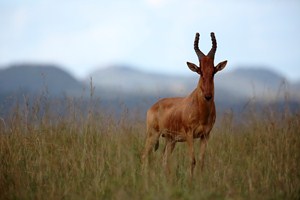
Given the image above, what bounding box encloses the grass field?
[0,97,299,199]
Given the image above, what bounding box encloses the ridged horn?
[207,32,217,60]
[194,32,205,61]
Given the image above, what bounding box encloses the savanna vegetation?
[0,91,299,200]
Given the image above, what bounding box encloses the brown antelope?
[141,32,227,178]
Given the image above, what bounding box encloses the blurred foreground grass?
[0,97,299,200]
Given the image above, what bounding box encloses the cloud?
[0,0,300,80]
[6,1,152,77]
[145,0,170,8]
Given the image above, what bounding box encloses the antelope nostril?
[205,95,212,101]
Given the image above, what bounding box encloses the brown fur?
[141,33,227,178]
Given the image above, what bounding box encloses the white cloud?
[0,0,300,80]
[145,0,170,8]
[10,2,152,77]
[10,6,30,37]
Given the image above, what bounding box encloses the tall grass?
[0,93,299,199]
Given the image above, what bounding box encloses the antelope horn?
[207,32,217,60]
[194,32,205,61]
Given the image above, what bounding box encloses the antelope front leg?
[186,135,196,179]
[199,136,208,171]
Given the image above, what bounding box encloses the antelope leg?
[186,135,196,178]
[162,138,176,174]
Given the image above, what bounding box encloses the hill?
[90,65,299,100]
[216,67,288,100]
[89,65,194,97]
[0,64,83,96]
[0,63,299,118]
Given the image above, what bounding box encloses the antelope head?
[187,32,227,101]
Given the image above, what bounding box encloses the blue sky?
[0,0,300,81]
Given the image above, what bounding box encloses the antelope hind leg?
[141,130,160,170]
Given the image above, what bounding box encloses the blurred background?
[0,0,300,118]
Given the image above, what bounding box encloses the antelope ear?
[187,62,200,74]
[215,60,227,73]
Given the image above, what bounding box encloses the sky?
[0,0,300,81]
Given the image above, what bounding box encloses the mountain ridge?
[0,64,83,96]
[89,65,298,100]
[0,63,299,117]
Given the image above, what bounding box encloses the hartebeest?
[141,32,227,177]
